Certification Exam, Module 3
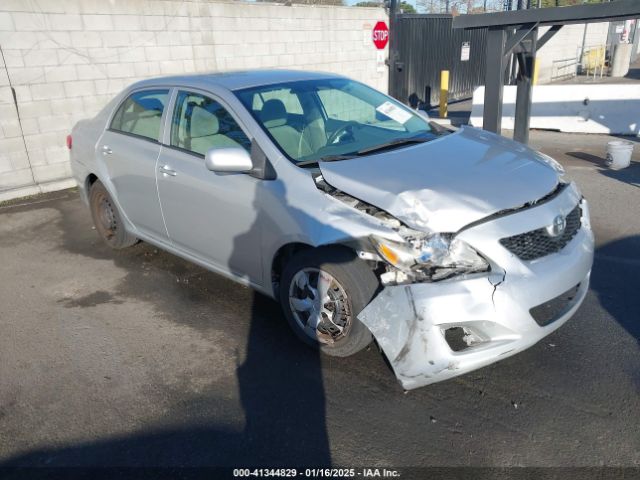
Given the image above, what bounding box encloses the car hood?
[318,126,560,232]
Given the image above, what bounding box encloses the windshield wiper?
[355,134,432,156]
[297,153,357,167]
[319,153,358,162]
[296,135,432,167]
[296,160,319,167]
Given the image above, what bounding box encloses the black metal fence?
[389,14,488,108]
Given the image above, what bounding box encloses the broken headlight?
[371,233,489,281]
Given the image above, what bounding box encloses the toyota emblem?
[546,215,567,238]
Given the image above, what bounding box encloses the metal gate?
[389,14,488,108]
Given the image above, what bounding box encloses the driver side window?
[170,91,251,156]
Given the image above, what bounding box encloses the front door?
[100,88,170,240]
[156,90,263,285]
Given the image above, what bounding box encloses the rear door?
[99,88,170,240]
[156,89,263,284]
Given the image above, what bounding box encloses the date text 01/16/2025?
[233,468,401,478]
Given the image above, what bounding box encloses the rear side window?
[110,89,169,141]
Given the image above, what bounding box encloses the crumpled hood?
[319,126,560,232]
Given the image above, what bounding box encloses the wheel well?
[271,243,312,293]
[271,242,376,297]
[86,173,98,191]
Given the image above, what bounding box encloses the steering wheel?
[327,121,360,145]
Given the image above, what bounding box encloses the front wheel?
[279,246,380,357]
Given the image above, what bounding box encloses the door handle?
[102,145,112,155]
[159,165,177,177]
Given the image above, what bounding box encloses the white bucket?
[605,140,634,170]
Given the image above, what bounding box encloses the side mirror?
[204,147,253,173]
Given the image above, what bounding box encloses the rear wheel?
[89,180,138,249]
[279,246,379,357]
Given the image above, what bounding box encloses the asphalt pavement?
[0,131,638,473]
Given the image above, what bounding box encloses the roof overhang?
[453,0,640,29]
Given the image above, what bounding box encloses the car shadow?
[591,235,640,348]
[230,178,331,466]
[0,290,332,472]
[591,234,640,392]
[1,172,370,472]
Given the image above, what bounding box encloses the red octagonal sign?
[372,21,389,50]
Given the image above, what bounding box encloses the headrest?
[260,99,287,128]
[134,97,163,112]
[190,105,219,138]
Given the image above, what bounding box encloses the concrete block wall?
[537,22,610,85]
[0,1,388,201]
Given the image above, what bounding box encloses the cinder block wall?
[537,22,610,85]
[0,1,388,201]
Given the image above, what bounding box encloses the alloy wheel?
[288,268,352,345]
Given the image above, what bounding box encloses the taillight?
[66,134,72,150]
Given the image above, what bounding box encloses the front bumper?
[358,183,594,390]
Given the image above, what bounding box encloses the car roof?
[129,69,347,92]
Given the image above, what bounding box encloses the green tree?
[258,0,345,5]
[534,0,605,6]
[353,0,416,12]
[400,1,417,13]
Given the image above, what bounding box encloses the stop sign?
[372,21,389,50]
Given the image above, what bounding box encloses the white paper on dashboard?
[376,101,412,124]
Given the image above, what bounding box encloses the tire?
[279,246,380,357]
[89,180,138,249]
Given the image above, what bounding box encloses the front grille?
[530,283,581,326]
[499,203,582,261]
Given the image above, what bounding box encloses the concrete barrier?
[470,84,640,136]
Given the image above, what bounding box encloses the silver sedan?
[69,70,594,390]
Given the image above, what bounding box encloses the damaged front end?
[370,233,490,284]
[358,269,590,390]
[315,174,594,391]
[314,174,490,285]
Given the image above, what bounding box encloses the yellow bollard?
[439,70,449,118]
[532,57,540,86]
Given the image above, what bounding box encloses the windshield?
[235,78,435,165]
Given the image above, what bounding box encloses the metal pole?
[514,26,538,144]
[389,0,398,38]
[388,0,398,98]
[439,70,449,118]
[483,28,508,134]
[579,23,588,74]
